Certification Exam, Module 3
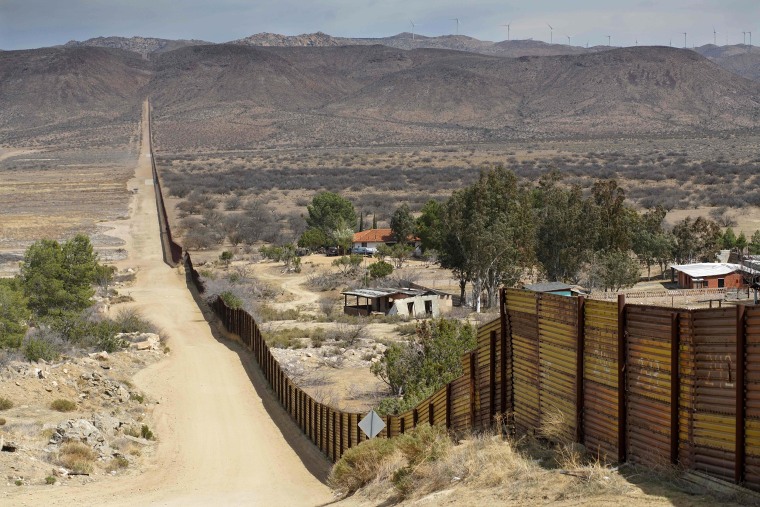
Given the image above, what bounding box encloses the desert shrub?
[256,303,300,321]
[140,424,155,440]
[329,437,397,496]
[106,456,129,472]
[23,332,61,362]
[368,261,393,279]
[220,291,243,309]
[0,397,13,410]
[57,442,95,474]
[45,476,56,485]
[50,399,76,412]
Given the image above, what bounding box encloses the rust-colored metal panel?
[626,305,673,467]
[539,294,578,443]
[506,288,538,315]
[691,308,737,480]
[745,306,760,491]
[678,312,696,469]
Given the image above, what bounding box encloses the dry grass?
[57,442,96,474]
[330,421,634,504]
[50,399,76,412]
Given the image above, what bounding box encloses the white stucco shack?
[341,287,440,318]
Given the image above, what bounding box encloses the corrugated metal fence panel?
[692,308,737,482]
[678,311,696,469]
[475,318,501,430]
[508,290,540,434]
[625,305,674,467]
[745,306,760,491]
[583,299,619,459]
[538,294,578,443]
[450,375,471,432]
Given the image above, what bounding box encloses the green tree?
[750,230,760,255]
[737,231,748,254]
[389,243,414,268]
[390,204,415,244]
[415,200,444,253]
[372,213,377,229]
[298,227,330,250]
[595,250,641,292]
[20,235,99,317]
[672,216,722,263]
[632,206,673,280]
[589,179,637,253]
[533,174,591,282]
[722,227,737,250]
[305,192,356,242]
[0,279,29,348]
[443,166,535,311]
[368,261,393,279]
[371,318,476,414]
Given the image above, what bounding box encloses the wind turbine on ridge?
[547,23,553,44]
[409,20,416,40]
[566,34,572,45]
[713,26,718,45]
[606,35,611,46]
[682,32,687,48]
[500,22,511,41]
[451,18,459,35]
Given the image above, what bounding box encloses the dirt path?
[7,102,333,506]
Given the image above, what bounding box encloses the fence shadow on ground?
[182,266,332,483]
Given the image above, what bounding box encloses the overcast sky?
[2,0,760,50]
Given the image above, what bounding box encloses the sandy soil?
[4,102,333,506]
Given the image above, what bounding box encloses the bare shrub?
[57,442,96,474]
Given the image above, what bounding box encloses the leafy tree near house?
[722,227,737,250]
[750,230,760,255]
[632,206,674,280]
[532,173,591,283]
[298,227,331,250]
[672,216,723,263]
[593,250,641,292]
[415,199,443,253]
[305,192,356,242]
[441,166,535,312]
[736,231,748,254]
[390,204,415,244]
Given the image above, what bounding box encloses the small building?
[670,263,747,289]
[523,282,583,297]
[352,229,395,250]
[341,287,440,318]
[352,229,420,251]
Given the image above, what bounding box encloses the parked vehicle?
[351,246,377,256]
[325,246,340,256]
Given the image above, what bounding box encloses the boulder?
[54,419,104,446]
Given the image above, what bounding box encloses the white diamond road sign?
[358,409,385,439]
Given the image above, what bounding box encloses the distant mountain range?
[58,32,760,82]
[3,40,760,150]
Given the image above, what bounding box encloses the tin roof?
[524,282,575,293]
[342,287,433,299]
[670,263,743,278]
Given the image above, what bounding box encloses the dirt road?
[6,102,333,506]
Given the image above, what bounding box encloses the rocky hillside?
[0,46,152,147]
[148,44,760,149]
[231,31,610,57]
[3,43,760,149]
[63,36,210,55]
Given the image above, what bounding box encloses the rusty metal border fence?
[151,148,760,486]
[148,104,182,267]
